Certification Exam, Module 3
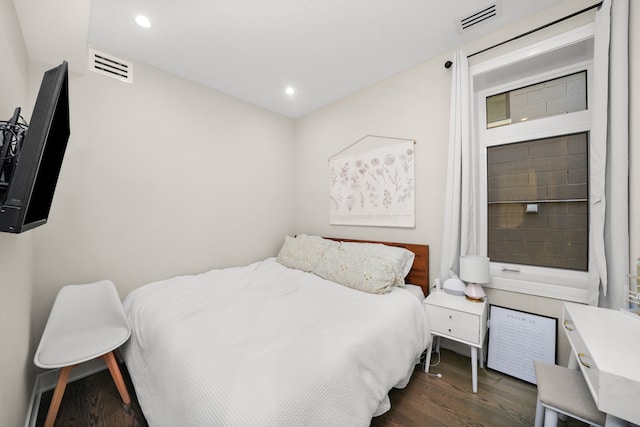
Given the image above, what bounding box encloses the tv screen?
[0,61,70,233]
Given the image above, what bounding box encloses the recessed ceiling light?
[135,15,151,28]
[285,87,295,96]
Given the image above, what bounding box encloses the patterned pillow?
[313,245,397,294]
[276,235,338,272]
[277,235,416,294]
[338,241,415,286]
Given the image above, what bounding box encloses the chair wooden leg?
[103,351,131,405]
[44,365,75,427]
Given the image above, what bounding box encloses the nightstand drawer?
[427,304,481,344]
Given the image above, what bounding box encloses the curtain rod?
[444,1,602,69]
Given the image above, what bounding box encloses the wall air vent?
[88,48,133,83]
[457,2,501,33]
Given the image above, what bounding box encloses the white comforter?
[123,258,430,427]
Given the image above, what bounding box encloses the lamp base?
[464,282,486,302]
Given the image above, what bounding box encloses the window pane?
[487,133,588,271]
[486,71,587,129]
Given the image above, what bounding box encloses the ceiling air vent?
[88,48,133,83]
[457,2,501,33]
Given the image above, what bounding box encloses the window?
[487,133,588,271]
[472,25,595,302]
[486,71,587,128]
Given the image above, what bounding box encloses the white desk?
[562,302,640,426]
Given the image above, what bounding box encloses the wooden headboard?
[325,237,430,297]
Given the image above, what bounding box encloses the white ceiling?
[17,0,577,118]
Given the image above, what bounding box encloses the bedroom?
[1,0,638,425]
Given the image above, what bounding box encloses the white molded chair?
[533,360,606,427]
[34,280,131,427]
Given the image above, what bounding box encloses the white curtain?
[592,0,630,308]
[439,51,478,283]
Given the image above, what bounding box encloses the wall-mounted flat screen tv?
[0,61,70,233]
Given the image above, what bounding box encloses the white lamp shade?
[459,256,490,284]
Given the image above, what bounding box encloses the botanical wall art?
[329,136,415,227]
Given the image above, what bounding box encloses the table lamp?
[459,255,490,302]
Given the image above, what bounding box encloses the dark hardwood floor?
[372,349,586,427]
[35,349,587,426]
[35,361,147,427]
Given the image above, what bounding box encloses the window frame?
[471,25,595,303]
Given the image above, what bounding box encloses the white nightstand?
[424,290,488,393]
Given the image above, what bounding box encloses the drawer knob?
[449,315,452,319]
[578,352,591,368]
[563,320,574,331]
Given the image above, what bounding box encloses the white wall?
[0,0,36,425]
[27,55,296,387]
[294,58,450,251]
[293,0,637,366]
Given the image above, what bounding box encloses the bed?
[122,235,431,426]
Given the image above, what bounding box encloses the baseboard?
[24,358,108,427]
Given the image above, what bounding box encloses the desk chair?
[34,280,131,427]
[533,360,606,427]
